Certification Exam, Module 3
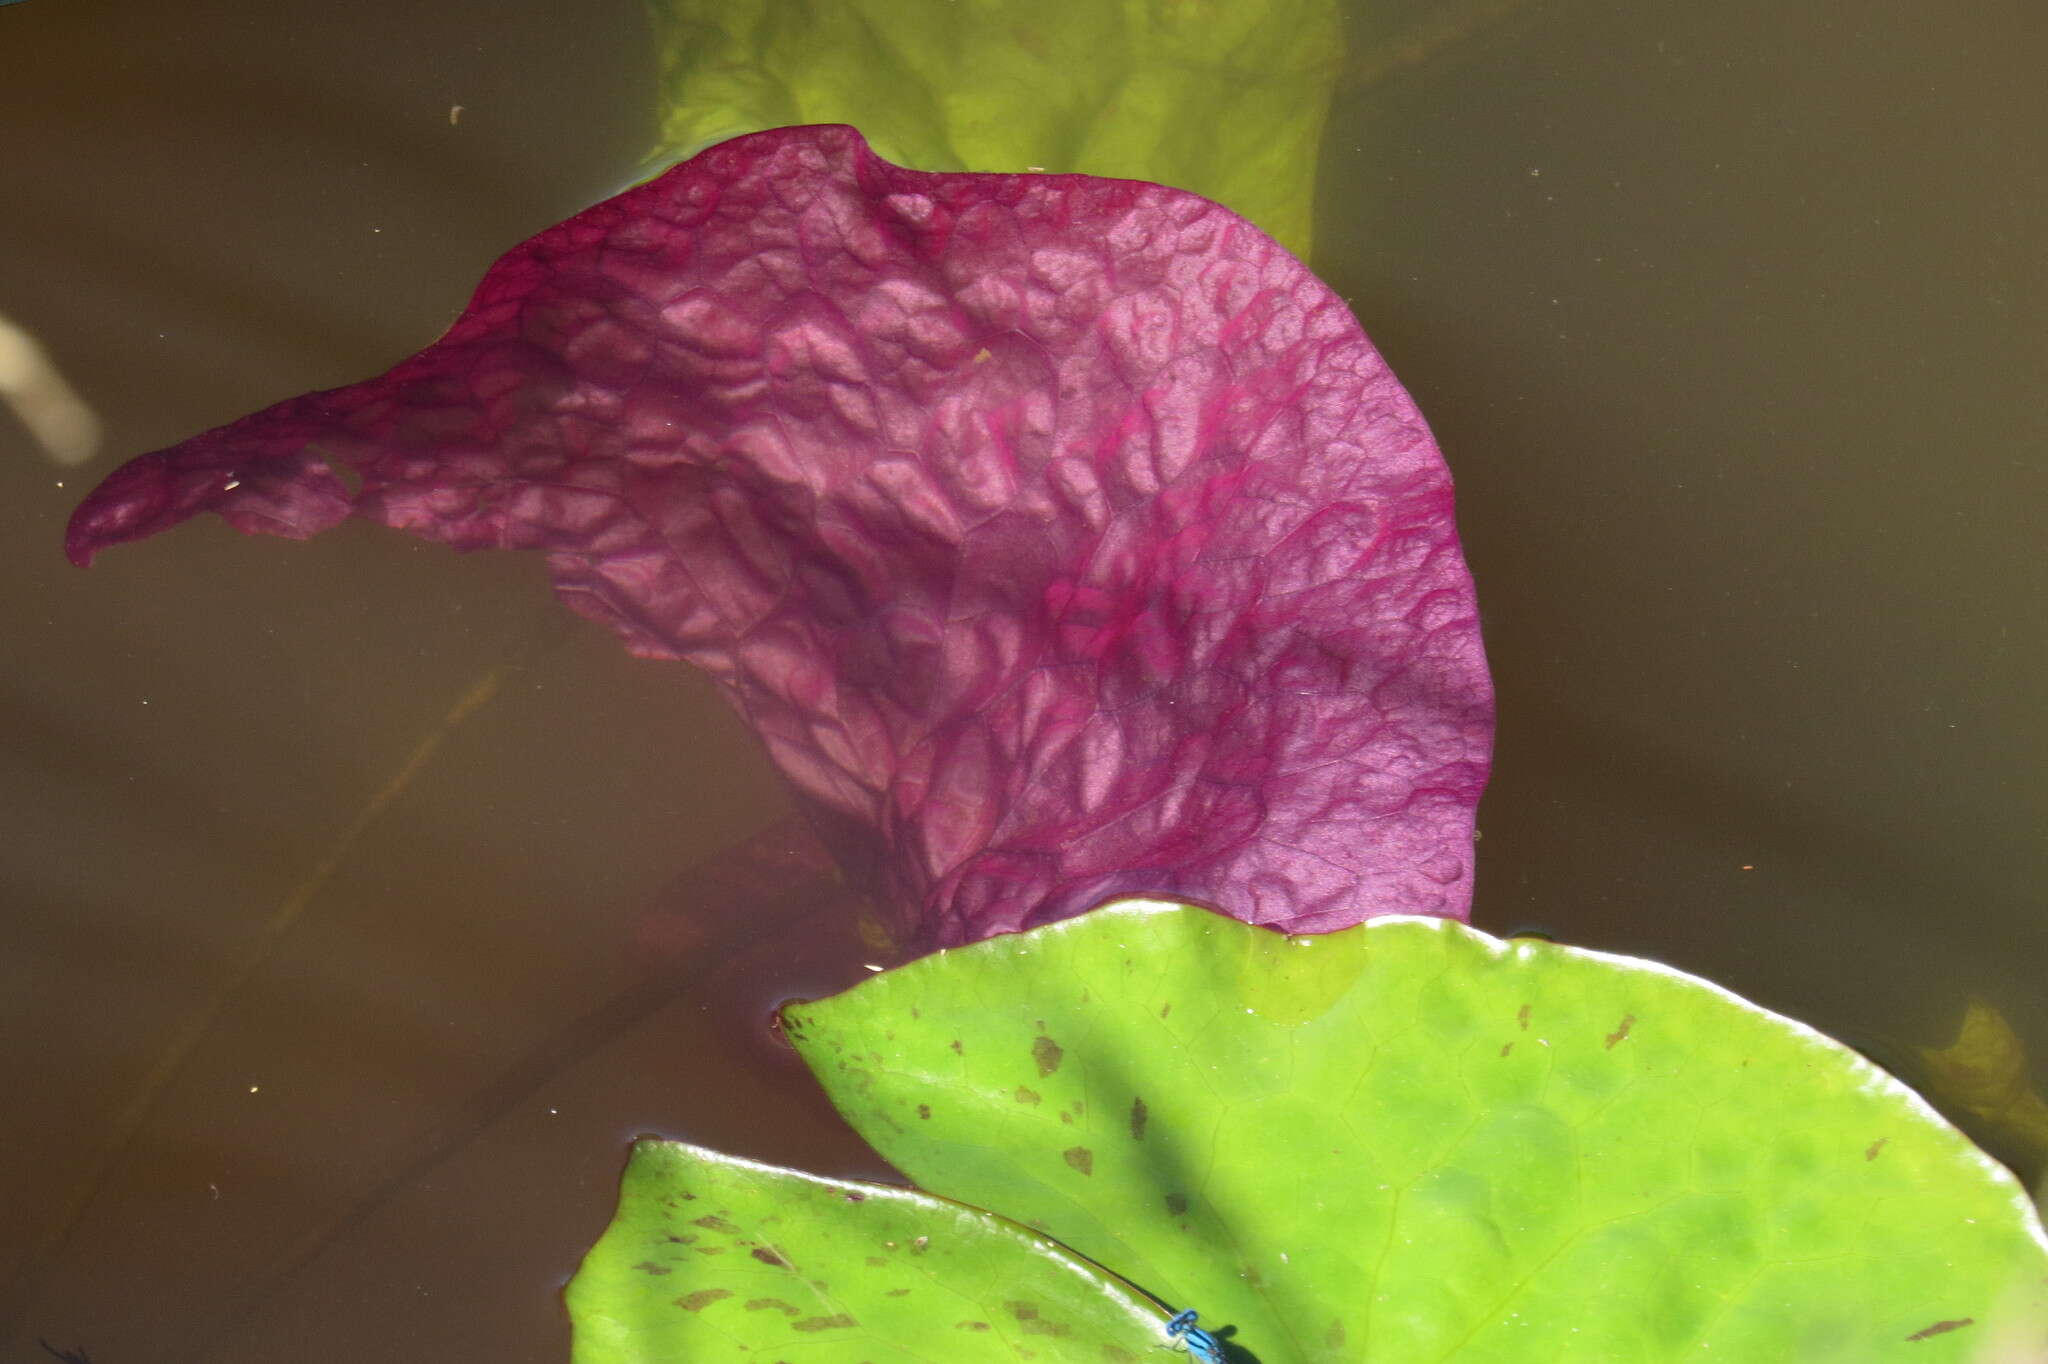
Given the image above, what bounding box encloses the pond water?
[2,0,2042,1360]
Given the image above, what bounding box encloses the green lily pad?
[780,900,2048,1361]
[641,0,1344,257]
[565,1139,1168,1362]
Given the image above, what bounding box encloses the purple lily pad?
[68,125,1492,949]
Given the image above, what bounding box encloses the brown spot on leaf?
[1904,1318,1973,1341]
[693,1215,738,1233]
[633,1261,672,1275]
[1865,1137,1887,1161]
[912,1236,929,1253]
[744,1298,799,1316]
[917,1103,932,1120]
[1604,1014,1635,1049]
[1516,1003,1531,1030]
[842,1189,867,1202]
[751,1246,791,1267]
[949,1038,962,1053]
[1499,1042,1513,1057]
[791,1314,857,1333]
[1007,1302,1072,1337]
[1130,1096,1150,1140]
[957,1321,992,1332]
[1165,1192,1188,1216]
[1161,1002,1172,1018]
[1063,1146,1094,1175]
[674,1289,732,1311]
[1015,1086,1041,1106]
[885,1288,910,1298]
[1326,1318,1348,1349]
[1033,1035,1065,1076]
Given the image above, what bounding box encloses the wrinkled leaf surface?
[68,125,1492,949]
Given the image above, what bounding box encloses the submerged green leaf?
[783,901,2048,1361]
[642,0,1344,256]
[566,1140,1165,1362]
[1916,997,2048,1182]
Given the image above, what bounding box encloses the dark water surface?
[2,1,2042,1360]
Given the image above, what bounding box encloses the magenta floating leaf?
[69,125,1492,948]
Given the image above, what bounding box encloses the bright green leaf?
[641,0,1344,257]
[566,1139,1169,1363]
[784,900,2048,1361]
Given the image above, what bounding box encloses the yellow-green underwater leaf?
[641,0,1343,256]
[1917,998,2048,1180]
[566,1140,1166,1363]
[783,900,2048,1362]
